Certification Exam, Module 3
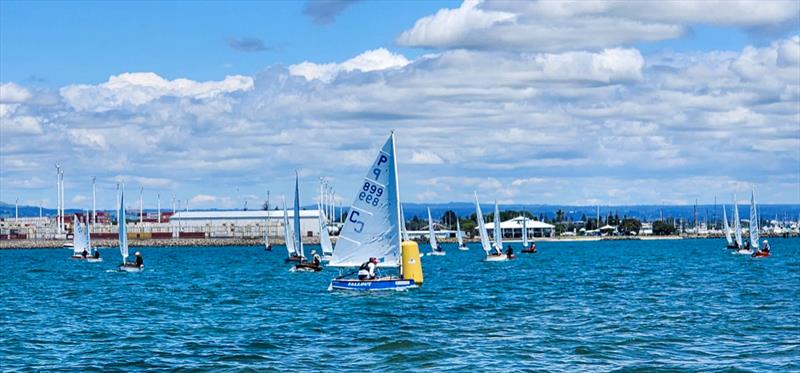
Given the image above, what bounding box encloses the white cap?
[135,251,141,255]
[763,240,768,243]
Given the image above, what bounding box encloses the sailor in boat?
[505,245,515,259]
[358,257,379,280]
[92,248,101,259]
[131,251,144,268]
[81,248,89,258]
[311,250,322,266]
[753,239,771,257]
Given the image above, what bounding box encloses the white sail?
[722,204,733,245]
[119,184,129,261]
[73,215,86,255]
[456,218,464,247]
[282,197,295,257]
[319,207,334,256]
[733,194,743,246]
[750,188,759,248]
[293,173,304,258]
[427,208,438,251]
[264,219,270,249]
[493,201,503,250]
[330,133,402,268]
[474,193,492,254]
[400,205,409,241]
[522,215,529,247]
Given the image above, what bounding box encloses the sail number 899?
[359,182,384,206]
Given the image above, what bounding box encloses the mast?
[293,172,303,257]
[92,177,96,226]
[157,193,161,224]
[139,186,144,224]
[391,132,403,272]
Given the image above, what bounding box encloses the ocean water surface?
[1,238,798,371]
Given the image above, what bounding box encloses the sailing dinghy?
[328,132,423,291]
[722,204,736,249]
[749,189,770,258]
[475,194,510,261]
[456,218,468,251]
[282,196,303,263]
[118,184,143,272]
[427,208,445,256]
[319,207,334,262]
[290,174,323,272]
[521,215,537,253]
[70,216,100,261]
[734,192,755,255]
[264,218,272,251]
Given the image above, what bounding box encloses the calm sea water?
[1,238,798,371]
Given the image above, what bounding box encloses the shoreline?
[4,234,791,250]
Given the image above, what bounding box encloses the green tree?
[619,218,642,235]
[440,210,457,229]
[653,220,677,235]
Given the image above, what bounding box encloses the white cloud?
[409,151,444,164]
[398,0,798,52]
[60,72,253,112]
[289,48,410,82]
[190,194,218,204]
[0,82,32,103]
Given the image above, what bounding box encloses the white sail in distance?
[474,193,492,254]
[722,204,733,245]
[427,207,438,251]
[330,133,402,268]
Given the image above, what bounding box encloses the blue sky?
[1,0,799,209]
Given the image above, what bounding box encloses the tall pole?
[139,186,144,224]
[185,199,189,212]
[60,169,65,233]
[39,202,43,218]
[172,194,176,214]
[55,164,61,234]
[92,177,96,226]
[157,193,161,223]
[15,198,18,222]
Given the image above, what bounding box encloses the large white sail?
[493,201,503,250]
[282,197,295,257]
[750,189,759,248]
[293,173,304,258]
[330,133,402,267]
[474,193,492,254]
[319,207,334,256]
[733,194,743,247]
[522,215,529,247]
[456,218,464,247]
[119,184,129,261]
[73,215,86,255]
[722,204,733,245]
[427,208,438,251]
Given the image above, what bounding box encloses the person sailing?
[491,244,503,256]
[81,248,89,258]
[756,239,771,255]
[133,251,144,268]
[506,245,514,258]
[93,248,100,259]
[310,250,321,267]
[358,257,379,280]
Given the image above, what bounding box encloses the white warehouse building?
[486,216,555,238]
[169,209,326,239]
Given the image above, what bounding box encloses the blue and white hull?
[328,278,417,291]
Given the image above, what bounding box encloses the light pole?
[92,177,96,226]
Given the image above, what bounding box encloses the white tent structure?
[485,217,555,238]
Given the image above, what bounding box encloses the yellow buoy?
[401,240,423,285]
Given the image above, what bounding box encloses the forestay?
[474,193,492,254]
[330,134,401,268]
[427,208,438,251]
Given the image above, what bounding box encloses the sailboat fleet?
[61,132,775,288]
[724,189,771,257]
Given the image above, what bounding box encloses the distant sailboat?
[427,208,445,256]
[283,195,303,263]
[749,188,770,258]
[733,195,743,249]
[521,215,537,253]
[318,207,334,262]
[475,194,509,261]
[328,132,423,291]
[456,218,467,251]
[70,215,92,260]
[733,192,754,255]
[118,183,143,272]
[264,220,272,251]
[722,204,735,249]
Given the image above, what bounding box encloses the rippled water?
[1,238,798,371]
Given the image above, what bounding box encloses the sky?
[1,0,799,210]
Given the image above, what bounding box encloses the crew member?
[93,248,100,259]
[134,251,144,267]
[81,248,88,258]
[506,245,514,258]
[311,250,321,266]
[761,239,770,253]
[358,257,378,280]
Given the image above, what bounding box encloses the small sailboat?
[290,174,322,272]
[733,195,744,249]
[264,219,272,251]
[318,207,334,262]
[475,193,509,261]
[282,196,302,263]
[69,215,98,261]
[749,189,770,258]
[328,132,423,291]
[427,208,445,256]
[118,184,143,272]
[722,204,736,249]
[456,218,468,251]
[521,215,536,253]
[734,192,755,255]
